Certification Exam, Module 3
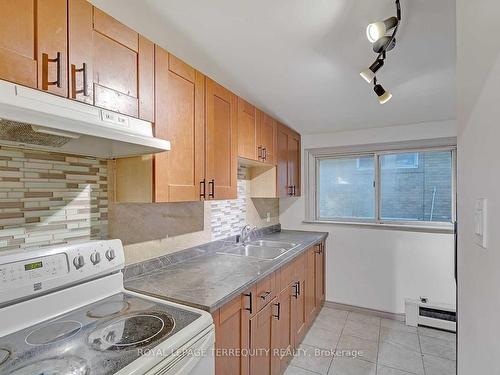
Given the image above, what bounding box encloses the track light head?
[372,36,396,53]
[360,59,384,83]
[366,16,398,43]
[374,82,392,104]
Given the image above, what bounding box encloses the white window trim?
[304,137,457,233]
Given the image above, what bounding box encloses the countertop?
[124,230,328,313]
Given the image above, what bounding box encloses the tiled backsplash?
[0,148,279,264]
[0,146,108,251]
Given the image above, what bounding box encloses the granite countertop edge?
[124,229,329,313]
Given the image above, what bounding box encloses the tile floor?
[285,306,456,375]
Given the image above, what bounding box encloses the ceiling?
[91,0,456,134]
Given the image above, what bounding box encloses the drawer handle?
[244,292,253,314]
[260,291,271,300]
[273,302,281,320]
[70,63,88,98]
[42,52,62,90]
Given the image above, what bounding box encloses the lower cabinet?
[213,242,326,375]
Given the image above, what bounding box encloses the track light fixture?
[360,0,401,104]
[360,59,384,83]
[373,78,392,104]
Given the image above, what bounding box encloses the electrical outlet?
[266,212,271,223]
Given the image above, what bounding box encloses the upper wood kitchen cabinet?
[237,98,258,160]
[154,47,206,202]
[237,103,277,165]
[277,123,301,197]
[0,0,68,96]
[258,111,277,165]
[68,1,154,120]
[206,78,238,200]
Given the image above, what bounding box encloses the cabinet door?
[205,78,238,200]
[214,289,252,375]
[260,112,276,165]
[0,0,37,88]
[92,8,154,120]
[288,131,301,197]
[276,125,290,198]
[68,0,93,103]
[249,299,279,375]
[305,246,318,325]
[275,285,294,373]
[316,242,326,305]
[37,0,68,97]
[292,255,307,345]
[154,48,205,202]
[238,98,258,160]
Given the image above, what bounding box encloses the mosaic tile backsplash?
[0,146,108,251]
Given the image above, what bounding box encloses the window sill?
[302,220,455,234]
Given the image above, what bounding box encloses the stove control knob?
[105,249,116,261]
[73,255,85,270]
[90,252,101,265]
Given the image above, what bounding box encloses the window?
[309,142,456,230]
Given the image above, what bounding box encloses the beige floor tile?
[291,344,334,375]
[417,326,456,342]
[419,335,456,361]
[347,312,381,325]
[378,341,424,375]
[423,353,456,375]
[336,334,379,363]
[377,365,418,374]
[342,320,380,342]
[328,357,377,375]
[380,326,420,352]
[381,318,417,334]
[284,365,320,375]
[303,324,342,350]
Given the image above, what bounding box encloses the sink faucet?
[239,225,257,245]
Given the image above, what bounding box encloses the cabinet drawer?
[255,272,277,312]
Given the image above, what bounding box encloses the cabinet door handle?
[70,63,88,98]
[260,291,271,300]
[314,244,321,254]
[200,179,206,199]
[273,302,281,320]
[293,282,299,299]
[297,281,301,296]
[258,146,263,160]
[208,179,215,199]
[244,292,253,314]
[42,52,62,90]
[292,185,296,196]
[288,186,293,196]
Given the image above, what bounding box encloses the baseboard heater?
[405,298,456,332]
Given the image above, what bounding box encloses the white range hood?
[0,80,170,159]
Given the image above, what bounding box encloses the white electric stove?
[0,239,215,375]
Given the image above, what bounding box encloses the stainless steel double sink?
[217,240,298,260]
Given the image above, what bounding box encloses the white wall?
[457,1,500,373]
[280,120,457,314]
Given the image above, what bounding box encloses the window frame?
[305,138,457,233]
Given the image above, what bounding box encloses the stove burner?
[89,311,175,351]
[87,300,130,318]
[0,348,10,367]
[9,356,88,375]
[25,320,82,346]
